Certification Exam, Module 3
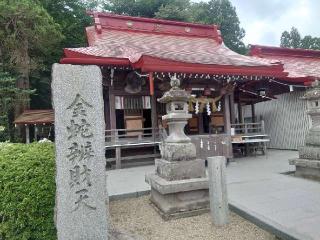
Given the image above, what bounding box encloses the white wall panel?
[243,91,311,150]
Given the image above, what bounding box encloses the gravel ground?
[110,196,275,240]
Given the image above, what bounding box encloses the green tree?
[0,72,34,141]
[0,0,63,86]
[31,0,101,109]
[0,0,63,110]
[155,0,191,21]
[190,0,246,54]
[280,30,291,48]
[39,0,100,48]
[103,0,171,18]
[300,35,320,50]
[280,27,320,50]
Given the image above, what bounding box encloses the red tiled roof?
[61,13,286,77]
[14,110,54,125]
[250,45,320,83]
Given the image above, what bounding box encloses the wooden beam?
[198,113,204,134]
[229,93,236,124]
[103,90,111,130]
[149,72,154,96]
[223,95,231,135]
[151,94,157,142]
[237,102,243,124]
[109,87,116,130]
[251,104,256,123]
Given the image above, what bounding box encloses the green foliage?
[0,0,63,78]
[280,27,320,50]
[0,71,34,141]
[0,0,64,112]
[104,0,171,18]
[0,143,56,240]
[191,0,246,54]
[38,0,98,48]
[155,0,191,21]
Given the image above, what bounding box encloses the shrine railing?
[231,121,265,135]
[105,127,160,147]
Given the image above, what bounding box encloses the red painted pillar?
[149,72,154,96]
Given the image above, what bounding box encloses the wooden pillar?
[151,94,157,141]
[25,125,30,144]
[109,87,116,131]
[198,113,204,134]
[224,95,231,135]
[103,90,111,130]
[251,103,255,123]
[229,93,236,124]
[237,102,243,124]
[108,87,117,145]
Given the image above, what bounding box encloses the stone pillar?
[52,64,108,240]
[207,156,229,226]
[289,80,320,180]
[146,75,209,220]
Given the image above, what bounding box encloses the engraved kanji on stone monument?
[65,94,96,212]
[52,64,108,240]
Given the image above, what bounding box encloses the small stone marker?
[207,156,229,226]
[52,64,108,240]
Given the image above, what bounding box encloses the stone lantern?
[290,80,320,179]
[146,75,209,220]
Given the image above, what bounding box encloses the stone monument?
[52,64,108,239]
[289,80,320,180]
[146,75,209,220]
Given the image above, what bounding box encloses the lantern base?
[146,173,209,220]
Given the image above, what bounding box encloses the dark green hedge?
[0,143,56,240]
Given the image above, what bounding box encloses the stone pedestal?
[146,76,209,220]
[290,80,320,180]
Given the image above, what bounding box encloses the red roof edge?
[249,45,320,59]
[133,55,288,77]
[86,11,222,41]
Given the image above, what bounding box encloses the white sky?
[193,0,320,46]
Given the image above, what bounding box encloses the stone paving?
[107,150,320,240]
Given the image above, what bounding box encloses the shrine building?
[14,12,317,167]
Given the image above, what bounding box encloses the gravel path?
[110,196,274,240]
